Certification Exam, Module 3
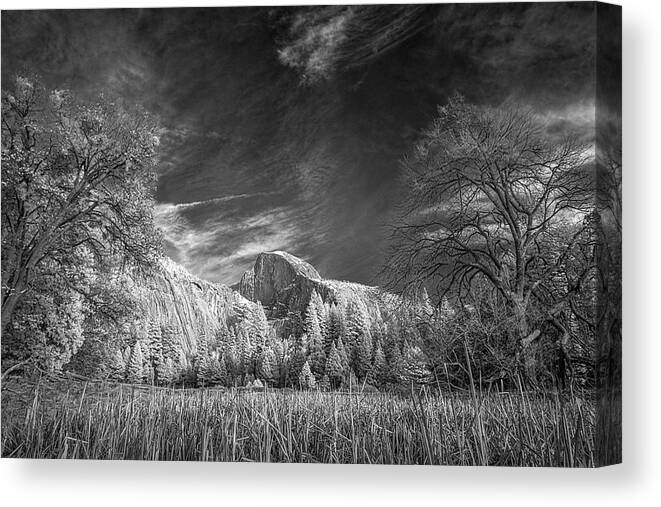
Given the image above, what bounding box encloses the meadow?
[1,378,595,466]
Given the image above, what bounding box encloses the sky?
[1,3,609,286]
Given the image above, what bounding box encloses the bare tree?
[1,76,162,333]
[383,95,595,381]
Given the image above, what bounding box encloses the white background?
[0,0,658,505]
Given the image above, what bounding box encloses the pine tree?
[197,354,212,387]
[158,357,175,386]
[195,333,209,372]
[343,369,359,391]
[336,337,351,381]
[326,305,346,352]
[325,341,343,389]
[371,343,387,387]
[144,362,155,385]
[354,330,373,380]
[126,342,144,384]
[401,345,431,385]
[251,302,270,348]
[290,338,307,386]
[308,331,326,380]
[345,300,369,347]
[161,323,182,363]
[109,349,126,382]
[216,355,229,387]
[310,291,328,343]
[304,300,322,343]
[145,320,162,365]
[298,361,316,390]
[154,349,166,384]
[122,345,131,366]
[419,287,434,320]
[257,348,277,386]
[387,341,404,384]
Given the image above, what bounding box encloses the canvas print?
[0,2,621,466]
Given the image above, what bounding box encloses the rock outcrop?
[237,251,410,327]
[238,251,337,318]
[139,257,254,357]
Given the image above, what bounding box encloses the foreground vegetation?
[1,378,594,466]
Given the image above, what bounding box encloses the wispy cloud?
[155,194,308,284]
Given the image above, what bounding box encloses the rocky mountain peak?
[238,251,334,318]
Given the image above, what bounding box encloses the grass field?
[1,378,595,466]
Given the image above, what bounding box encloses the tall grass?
[1,380,594,466]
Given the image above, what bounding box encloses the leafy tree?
[1,76,161,333]
[298,360,316,390]
[2,277,85,372]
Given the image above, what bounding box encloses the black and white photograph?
[1,2,621,467]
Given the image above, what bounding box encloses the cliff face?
[237,251,409,327]
[238,251,336,318]
[139,258,254,357]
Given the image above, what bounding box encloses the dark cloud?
[2,4,605,285]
